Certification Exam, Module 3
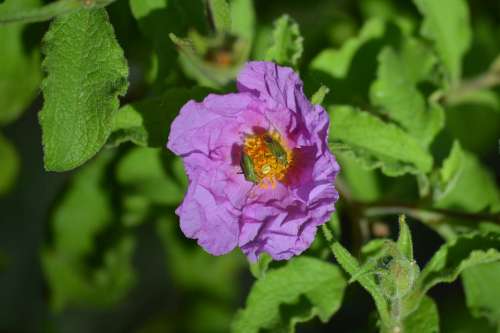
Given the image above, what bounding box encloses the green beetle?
[263,134,288,166]
[240,151,259,184]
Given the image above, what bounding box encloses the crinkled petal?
[168,61,340,261]
[176,168,246,255]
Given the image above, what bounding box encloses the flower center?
[241,132,293,188]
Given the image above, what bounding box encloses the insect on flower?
[240,151,259,184]
[263,134,288,166]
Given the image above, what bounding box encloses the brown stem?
[359,202,500,225]
[444,61,500,105]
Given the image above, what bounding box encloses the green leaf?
[337,154,381,202]
[229,0,255,42]
[232,256,347,333]
[39,8,128,171]
[110,87,210,148]
[462,262,500,325]
[329,105,433,176]
[265,14,303,67]
[0,0,41,125]
[311,85,330,106]
[207,0,231,33]
[116,147,186,205]
[370,45,444,146]
[42,152,136,310]
[328,240,390,325]
[413,0,471,85]
[130,0,207,89]
[249,253,273,279]
[402,296,439,333]
[397,215,413,261]
[0,0,118,25]
[0,133,19,196]
[310,18,385,78]
[156,218,244,301]
[434,141,500,212]
[417,232,500,296]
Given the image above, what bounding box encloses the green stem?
[0,0,117,25]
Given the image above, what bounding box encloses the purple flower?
[167,61,340,261]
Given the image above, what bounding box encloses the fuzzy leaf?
[0,0,41,125]
[265,14,303,67]
[417,232,500,295]
[434,141,500,212]
[39,8,128,171]
[370,45,444,146]
[403,296,439,333]
[232,256,346,333]
[329,240,390,325]
[413,0,471,85]
[329,105,433,176]
[0,0,117,25]
[462,262,500,325]
[397,215,414,261]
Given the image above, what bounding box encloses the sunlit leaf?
[232,256,346,333]
[39,8,128,171]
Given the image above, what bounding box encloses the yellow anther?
[242,131,293,188]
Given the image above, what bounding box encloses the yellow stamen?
[243,131,293,189]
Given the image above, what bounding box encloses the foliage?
[0,0,500,332]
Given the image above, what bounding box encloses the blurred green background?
[1,0,500,332]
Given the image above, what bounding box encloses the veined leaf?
[0,0,117,25]
[329,105,433,176]
[462,262,500,325]
[417,232,500,296]
[413,0,471,85]
[39,8,128,171]
[232,256,346,333]
[434,141,500,212]
[403,296,439,333]
[265,14,303,67]
[328,239,390,325]
[370,45,444,146]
